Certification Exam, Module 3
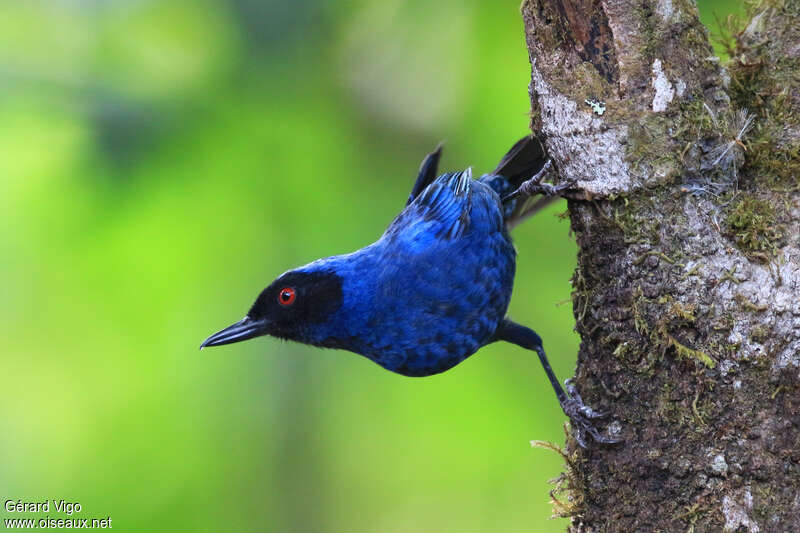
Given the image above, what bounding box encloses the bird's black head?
[200,269,344,349]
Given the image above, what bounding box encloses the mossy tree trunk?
[521,0,800,530]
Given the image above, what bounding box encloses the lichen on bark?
[521,0,800,531]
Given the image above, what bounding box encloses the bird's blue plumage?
[202,136,621,446]
[293,168,516,376]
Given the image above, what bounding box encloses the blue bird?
[201,136,618,446]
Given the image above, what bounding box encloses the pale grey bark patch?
[722,489,759,533]
[529,64,633,196]
[651,59,675,112]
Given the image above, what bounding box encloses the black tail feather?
[492,135,547,192]
[483,135,551,226]
[407,142,444,206]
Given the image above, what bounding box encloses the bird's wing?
[416,169,472,239]
[406,143,443,206]
[395,169,473,241]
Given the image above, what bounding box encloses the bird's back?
[343,170,516,376]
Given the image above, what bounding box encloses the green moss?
[632,285,650,335]
[723,196,784,259]
[669,301,697,323]
[751,325,768,343]
[611,196,663,246]
[712,312,735,332]
[628,284,716,370]
[747,132,800,189]
[723,1,800,191]
[734,293,768,312]
[665,332,717,369]
[718,265,744,285]
[691,388,707,427]
[626,113,680,176]
[674,99,716,141]
[570,61,616,103]
[531,435,586,519]
[570,268,591,328]
[634,250,681,266]
[613,341,633,360]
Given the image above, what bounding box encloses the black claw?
[573,427,588,449]
[564,378,580,399]
[561,386,622,447]
[581,422,622,445]
[539,181,569,196]
[501,160,578,203]
[564,380,603,419]
[566,410,623,447]
[502,159,554,202]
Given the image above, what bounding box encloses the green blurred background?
[1,1,740,531]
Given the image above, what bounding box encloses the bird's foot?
[561,378,622,448]
[502,159,576,202]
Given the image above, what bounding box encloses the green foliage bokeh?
[0,1,740,531]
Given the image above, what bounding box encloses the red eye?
[278,287,296,306]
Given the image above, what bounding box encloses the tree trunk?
[521,0,800,531]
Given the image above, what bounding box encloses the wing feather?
[407,169,472,240]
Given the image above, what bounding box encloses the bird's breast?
[342,225,515,377]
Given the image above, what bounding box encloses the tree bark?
[522,0,800,531]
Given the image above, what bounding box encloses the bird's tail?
[479,135,555,228]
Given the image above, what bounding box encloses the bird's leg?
[493,319,621,447]
[502,159,573,203]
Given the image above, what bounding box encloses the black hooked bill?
[200,317,268,348]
